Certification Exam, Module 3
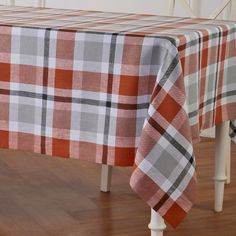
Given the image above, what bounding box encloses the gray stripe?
[189,90,236,118]
[177,27,236,49]
[147,114,195,196]
[163,131,194,165]
[164,131,195,196]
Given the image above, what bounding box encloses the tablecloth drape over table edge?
[0,5,236,228]
[130,37,198,227]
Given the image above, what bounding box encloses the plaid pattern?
[0,5,236,227]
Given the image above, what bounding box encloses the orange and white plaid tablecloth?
[0,5,236,227]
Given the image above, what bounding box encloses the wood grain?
[0,138,235,236]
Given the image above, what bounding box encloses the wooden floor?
[0,138,235,236]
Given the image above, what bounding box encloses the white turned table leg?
[214,122,229,212]
[225,128,231,184]
[226,152,231,184]
[148,209,166,236]
[100,164,113,192]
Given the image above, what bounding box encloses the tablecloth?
[0,5,236,227]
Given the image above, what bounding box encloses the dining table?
[0,4,236,235]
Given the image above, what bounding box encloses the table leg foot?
[214,123,229,212]
[148,209,166,236]
[100,164,113,192]
[226,140,231,185]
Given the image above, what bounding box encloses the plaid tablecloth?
[0,5,236,227]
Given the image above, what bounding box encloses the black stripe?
[151,55,180,102]
[189,90,236,118]
[230,121,236,138]
[163,131,194,165]
[160,55,180,86]
[8,84,236,118]
[41,29,50,154]
[148,117,194,164]
[102,33,118,164]
[6,89,150,110]
[178,27,236,51]
[148,116,195,198]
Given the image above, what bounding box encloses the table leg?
[100,164,113,192]
[148,209,166,236]
[214,122,230,212]
[225,134,231,185]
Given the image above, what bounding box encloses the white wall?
[0,0,235,19]
[198,0,236,20]
[1,0,186,16]
[1,0,235,19]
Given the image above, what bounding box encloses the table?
[0,4,236,235]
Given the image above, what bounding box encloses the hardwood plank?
[0,138,235,235]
